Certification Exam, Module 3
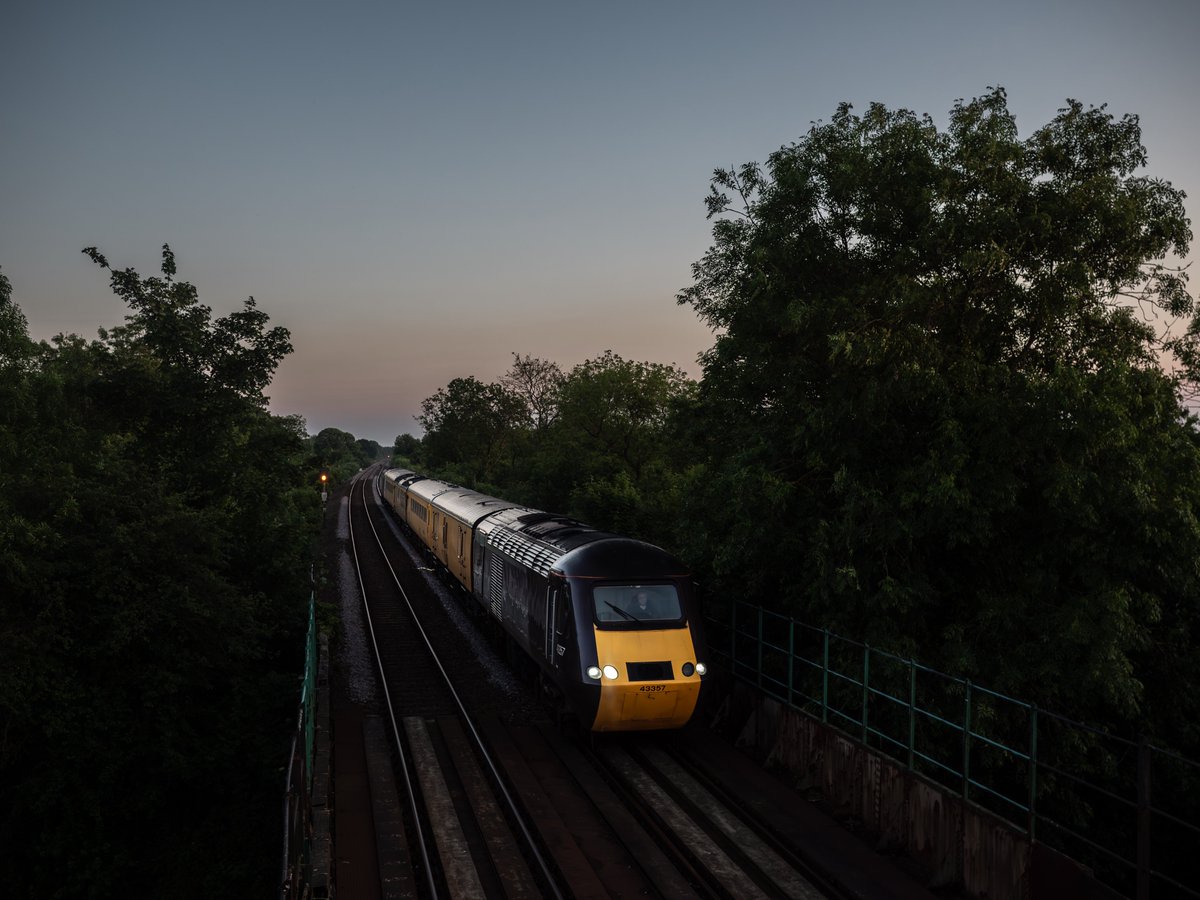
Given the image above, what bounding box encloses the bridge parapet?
[704,601,1199,900]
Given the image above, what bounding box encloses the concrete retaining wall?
[707,676,1119,899]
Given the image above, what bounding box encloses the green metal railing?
[707,599,1200,900]
[280,592,318,900]
[302,593,317,782]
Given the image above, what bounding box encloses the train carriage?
[404,477,452,549]
[380,468,415,514]
[427,488,522,591]
[380,467,424,520]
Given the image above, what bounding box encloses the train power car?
[377,467,706,731]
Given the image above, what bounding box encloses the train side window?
[555,585,572,638]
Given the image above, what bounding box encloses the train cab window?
[593,584,682,626]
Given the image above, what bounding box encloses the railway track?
[337,465,924,899]
[346,467,558,898]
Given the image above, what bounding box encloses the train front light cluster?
[589,663,706,680]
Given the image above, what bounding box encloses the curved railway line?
[331,465,935,899]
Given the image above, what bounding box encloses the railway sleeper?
[628,742,829,900]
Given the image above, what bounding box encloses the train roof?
[477,507,687,580]
[407,478,456,503]
[382,467,415,483]
[432,487,525,526]
[554,536,690,580]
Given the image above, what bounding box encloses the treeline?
[400,90,1200,766]
[396,349,695,547]
[0,250,321,897]
[307,426,386,483]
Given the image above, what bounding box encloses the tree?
[0,267,36,468]
[393,432,421,460]
[417,376,526,485]
[500,352,565,431]
[555,350,693,483]
[313,426,357,459]
[355,437,383,463]
[305,427,382,480]
[677,89,1200,737]
[0,247,318,897]
[525,351,695,541]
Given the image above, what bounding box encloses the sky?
[3,0,1198,445]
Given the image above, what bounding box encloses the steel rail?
[346,470,440,898]
[354,468,566,900]
[659,742,850,900]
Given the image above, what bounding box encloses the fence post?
[786,619,795,706]
[1137,735,1150,900]
[962,680,972,801]
[756,607,764,690]
[731,601,738,673]
[822,630,830,725]
[1028,704,1038,841]
[862,644,870,744]
[908,659,916,771]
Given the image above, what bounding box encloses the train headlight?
[682,662,695,677]
[695,662,707,676]
[587,666,602,680]
[602,665,619,680]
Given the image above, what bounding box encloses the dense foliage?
[408,92,1199,765]
[404,350,694,546]
[308,426,385,483]
[675,89,1200,749]
[0,249,321,898]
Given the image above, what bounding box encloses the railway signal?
[319,468,329,502]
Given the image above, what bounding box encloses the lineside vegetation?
[409,89,1200,766]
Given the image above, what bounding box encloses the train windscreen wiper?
[604,601,641,622]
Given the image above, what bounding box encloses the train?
[378,467,706,731]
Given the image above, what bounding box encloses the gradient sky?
[4,0,1197,445]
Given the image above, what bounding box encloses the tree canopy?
[0,248,320,898]
[387,90,1199,877]
[307,426,384,482]
[409,351,694,542]
[676,88,1199,740]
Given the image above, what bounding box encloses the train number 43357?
[638,685,666,693]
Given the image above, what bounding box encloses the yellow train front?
[378,468,706,731]
[472,508,707,732]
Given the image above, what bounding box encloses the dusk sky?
[4,0,1197,445]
